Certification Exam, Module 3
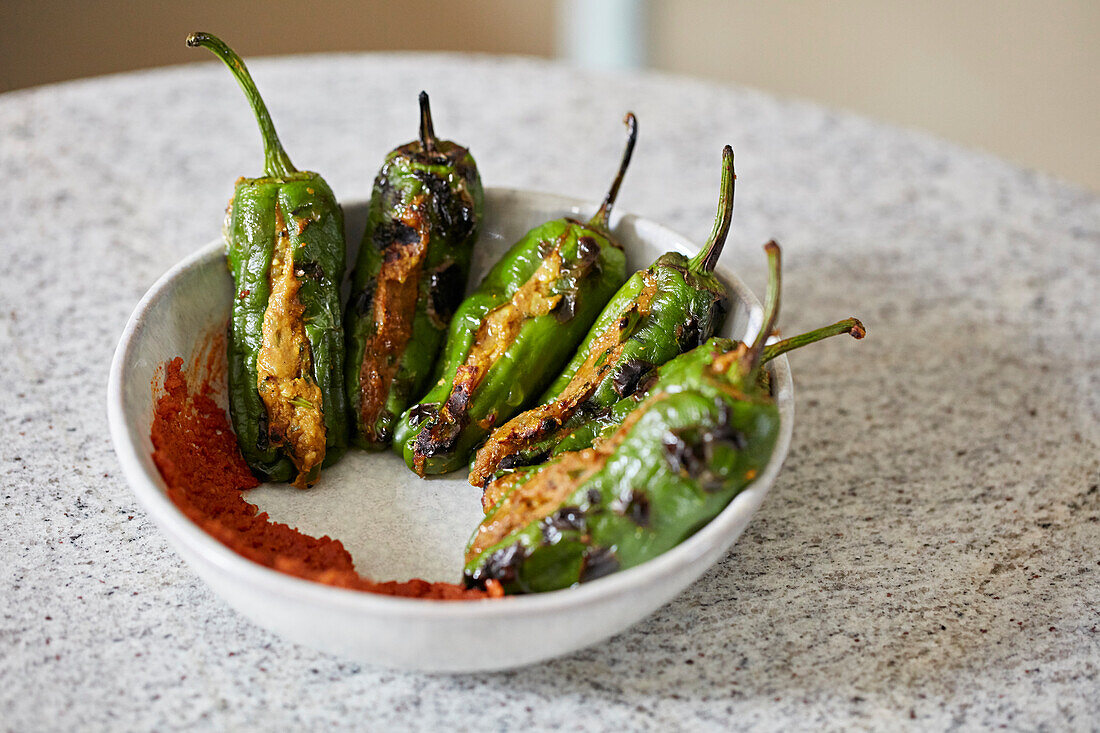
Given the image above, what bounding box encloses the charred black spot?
[576,236,600,268]
[541,506,586,545]
[553,291,577,323]
[348,281,376,319]
[372,417,393,444]
[453,190,476,240]
[565,236,602,283]
[708,295,729,331]
[586,488,602,506]
[676,317,703,351]
[406,403,439,427]
[662,432,696,476]
[417,423,461,456]
[580,546,620,583]
[467,543,528,586]
[497,452,528,472]
[413,170,456,227]
[374,218,420,253]
[612,358,655,398]
[256,404,271,451]
[444,384,470,417]
[661,403,747,490]
[460,160,477,184]
[427,261,465,325]
[549,506,586,532]
[294,261,325,282]
[611,488,651,527]
[538,417,559,433]
[575,397,601,418]
[633,369,660,397]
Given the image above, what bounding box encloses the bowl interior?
[115,188,767,584]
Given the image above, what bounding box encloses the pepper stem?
[418,91,438,153]
[589,112,638,231]
[688,145,736,273]
[746,241,781,376]
[762,317,866,363]
[187,32,296,179]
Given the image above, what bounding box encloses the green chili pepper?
[477,336,736,510]
[392,114,639,476]
[478,315,864,513]
[344,92,483,449]
[188,32,348,488]
[475,302,864,502]
[469,146,736,487]
[464,242,866,593]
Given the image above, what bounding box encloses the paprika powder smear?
[150,356,501,600]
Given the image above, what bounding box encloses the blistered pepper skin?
[536,315,863,472]
[226,175,348,483]
[391,217,628,475]
[465,350,780,593]
[479,337,738,503]
[345,93,483,448]
[393,113,639,476]
[189,32,347,487]
[545,253,728,404]
[465,243,866,592]
[468,146,736,487]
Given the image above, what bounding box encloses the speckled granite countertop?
[2,53,1097,731]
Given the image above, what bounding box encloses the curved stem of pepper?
[746,241,781,376]
[589,112,638,232]
[688,145,735,273]
[418,91,438,153]
[762,317,865,363]
[186,32,296,179]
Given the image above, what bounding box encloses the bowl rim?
[106,186,794,618]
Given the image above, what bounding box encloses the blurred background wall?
[2,0,1096,191]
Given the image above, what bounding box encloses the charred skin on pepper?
[354,199,432,445]
[467,391,653,563]
[465,242,866,593]
[468,146,736,487]
[189,32,348,487]
[530,311,865,488]
[476,337,739,506]
[411,246,566,472]
[393,113,639,476]
[468,274,659,486]
[345,91,483,448]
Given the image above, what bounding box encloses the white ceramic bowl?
[107,188,793,672]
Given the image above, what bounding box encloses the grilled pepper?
[464,242,866,592]
[479,315,865,513]
[393,114,639,476]
[469,145,736,487]
[188,32,348,488]
[345,92,483,448]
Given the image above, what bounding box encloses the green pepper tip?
[187,30,296,179]
[589,112,638,231]
[688,144,736,274]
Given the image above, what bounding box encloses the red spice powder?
[150,356,501,601]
